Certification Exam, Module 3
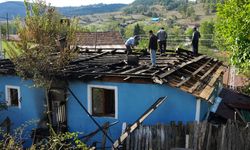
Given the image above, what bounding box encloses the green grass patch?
[1,40,22,58]
[199,46,229,63]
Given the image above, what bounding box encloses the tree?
[215,0,250,74]
[0,22,17,37]
[186,6,195,18]
[9,0,79,88]
[185,28,193,39]
[200,20,215,47]
[120,27,125,37]
[178,3,188,18]
[133,24,144,36]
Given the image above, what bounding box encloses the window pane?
[9,88,18,106]
[92,87,115,117]
[92,88,105,115]
[104,90,115,115]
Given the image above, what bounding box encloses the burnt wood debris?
[0,48,224,101]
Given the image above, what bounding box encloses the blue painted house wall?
[67,80,208,146]
[200,100,210,120]
[0,75,216,147]
[0,75,45,147]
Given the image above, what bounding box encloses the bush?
[0,123,88,149]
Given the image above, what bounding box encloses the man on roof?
[157,27,168,54]
[191,27,201,56]
[125,35,140,55]
[148,30,158,68]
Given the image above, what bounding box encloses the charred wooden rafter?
[0,49,224,101]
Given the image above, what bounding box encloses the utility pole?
[0,27,3,59]
[6,13,9,41]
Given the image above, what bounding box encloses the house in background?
[75,31,125,50]
[0,31,224,148]
[151,18,160,22]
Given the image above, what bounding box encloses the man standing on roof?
[125,35,140,55]
[157,27,167,54]
[191,27,201,56]
[148,30,158,67]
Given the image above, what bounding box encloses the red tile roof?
[75,31,124,46]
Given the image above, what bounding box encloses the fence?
[136,34,215,50]
[167,35,214,49]
[125,121,250,150]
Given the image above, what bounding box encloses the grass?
[1,40,22,58]
[199,45,229,63]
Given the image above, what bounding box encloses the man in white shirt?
[125,35,140,55]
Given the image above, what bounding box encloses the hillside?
[0,1,127,20]
[124,0,188,14]
[0,1,26,20]
[58,3,127,17]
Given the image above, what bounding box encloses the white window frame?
[5,85,21,108]
[88,85,118,119]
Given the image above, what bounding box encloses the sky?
[0,0,135,7]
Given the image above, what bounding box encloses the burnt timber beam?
[181,68,195,74]
[150,65,172,76]
[121,65,147,74]
[199,66,224,100]
[134,69,151,74]
[112,96,167,149]
[72,50,116,63]
[188,62,220,93]
[78,47,126,51]
[110,66,132,73]
[100,76,153,84]
[157,55,206,79]
[176,58,214,88]
[79,72,152,78]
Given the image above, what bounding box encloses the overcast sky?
[0,0,135,7]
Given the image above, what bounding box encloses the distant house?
[0,32,224,148]
[76,31,125,50]
[151,17,160,22]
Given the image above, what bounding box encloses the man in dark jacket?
[148,30,158,67]
[192,27,201,56]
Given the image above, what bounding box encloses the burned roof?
[0,59,15,75]
[61,49,224,100]
[75,31,125,49]
[0,48,225,101]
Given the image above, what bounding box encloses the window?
[88,85,117,118]
[5,85,21,108]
